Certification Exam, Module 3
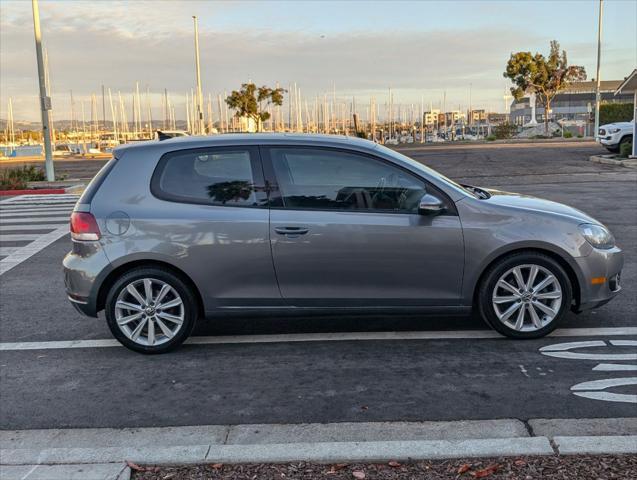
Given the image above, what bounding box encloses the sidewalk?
[2,418,636,479]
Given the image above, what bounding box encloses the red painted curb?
[0,188,66,196]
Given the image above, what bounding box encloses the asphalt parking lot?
[0,141,635,432]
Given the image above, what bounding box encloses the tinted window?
[270,147,426,212]
[153,148,264,206]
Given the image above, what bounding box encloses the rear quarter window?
[150,146,266,207]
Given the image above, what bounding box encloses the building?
[467,109,487,124]
[509,80,633,126]
[423,109,440,126]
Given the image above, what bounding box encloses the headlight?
[608,128,621,134]
[579,223,615,249]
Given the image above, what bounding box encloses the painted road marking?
[0,224,66,231]
[0,234,42,241]
[0,327,635,351]
[0,195,76,276]
[0,225,69,276]
[0,216,69,224]
[593,363,637,371]
[571,377,637,404]
[540,340,637,360]
[0,209,73,217]
[540,339,637,404]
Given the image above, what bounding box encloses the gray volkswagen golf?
[64,134,623,353]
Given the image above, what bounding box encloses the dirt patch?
[132,454,637,479]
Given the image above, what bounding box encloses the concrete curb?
[553,435,637,455]
[590,154,637,168]
[2,419,636,478]
[1,437,554,466]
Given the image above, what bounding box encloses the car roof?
[113,133,380,157]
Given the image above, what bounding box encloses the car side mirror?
[418,193,445,215]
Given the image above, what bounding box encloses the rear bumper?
[63,241,112,318]
[573,246,624,312]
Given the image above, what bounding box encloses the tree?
[225,83,285,132]
[504,40,586,134]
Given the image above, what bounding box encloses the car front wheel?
[478,252,572,339]
[105,267,198,353]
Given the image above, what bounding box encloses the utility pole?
[594,0,604,139]
[192,16,205,135]
[31,0,54,181]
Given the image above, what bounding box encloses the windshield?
[374,144,479,198]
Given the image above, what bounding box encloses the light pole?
[594,0,604,139]
[192,16,205,135]
[31,0,54,181]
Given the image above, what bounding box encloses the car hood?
[482,188,599,224]
[601,121,633,130]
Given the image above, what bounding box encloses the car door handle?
[275,226,309,236]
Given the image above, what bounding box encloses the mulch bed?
[131,454,637,479]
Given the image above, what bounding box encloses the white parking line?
[0,327,635,352]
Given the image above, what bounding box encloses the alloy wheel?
[491,264,562,332]
[114,278,185,346]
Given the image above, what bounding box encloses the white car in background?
[598,121,633,152]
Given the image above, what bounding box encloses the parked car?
[598,121,633,152]
[64,134,623,353]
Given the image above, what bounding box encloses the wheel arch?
[96,259,205,316]
[470,246,582,311]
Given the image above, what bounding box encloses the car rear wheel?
[105,267,198,353]
[478,252,572,339]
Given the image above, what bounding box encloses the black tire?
[619,135,633,147]
[478,252,572,339]
[105,266,198,354]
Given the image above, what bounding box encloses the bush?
[619,141,633,158]
[493,123,518,139]
[563,131,573,138]
[600,103,633,125]
[486,135,496,141]
[577,134,583,138]
[0,165,46,190]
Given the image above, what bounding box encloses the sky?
[1,0,635,122]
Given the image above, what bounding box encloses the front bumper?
[63,241,112,318]
[598,133,622,148]
[573,245,624,312]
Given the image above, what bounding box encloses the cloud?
[1,0,633,121]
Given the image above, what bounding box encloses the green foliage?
[0,165,46,190]
[619,141,633,158]
[504,40,586,134]
[486,134,497,141]
[576,134,583,138]
[225,83,286,132]
[493,123,518,139]
[563,131,573,138]
[600,103,634,125]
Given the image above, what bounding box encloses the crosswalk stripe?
[0,224,65,232]
[0,246,18,256]
[0,205,74,211]
[0,210,72,217]
[0,216,69,224]
[0,195,77,275]
[0,233,42,241]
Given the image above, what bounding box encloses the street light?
[31,0,54,181]
[594,0,604,140]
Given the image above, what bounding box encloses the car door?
[148,145,282,308]
[262,145,465,307]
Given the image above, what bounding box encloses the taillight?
[70,212,101,241]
